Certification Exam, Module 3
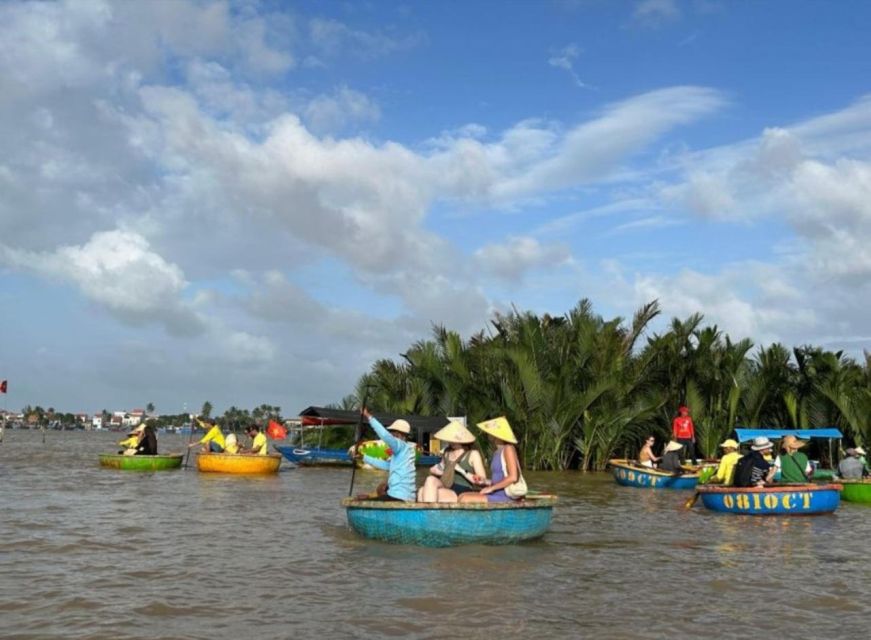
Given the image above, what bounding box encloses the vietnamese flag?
[0,380,6,394]
[266,419,287,439]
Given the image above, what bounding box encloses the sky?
[2,0,871,416]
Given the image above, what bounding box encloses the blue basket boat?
[610,459,699,490]
[697,483,842,515]
[342,495,558,547]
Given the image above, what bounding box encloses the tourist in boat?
[459,417,523,504]
[244,424,269,455]
[188,416,226,453]
[117,424,144,455]
[659,440,685,474]
[774,435,813,483]
[747,437,777,486]
[671,405,697,464]
[638,435,660,468]
[134,423,158,455]
[838,447,868,479]
[358,408,416,502]
[418,421,487,503]
[708,439,742,485]
[224,433,241,454]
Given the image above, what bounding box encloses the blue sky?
[2,0,871,416]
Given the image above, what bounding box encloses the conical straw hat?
[475,416,517,444]
[434,421,476,444]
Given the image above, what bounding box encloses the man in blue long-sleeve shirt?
[360,408,416,501]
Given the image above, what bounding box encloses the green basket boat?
[839,479,871,504]
[99,453,184,471]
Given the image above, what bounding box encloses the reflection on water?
[1,430,870,639]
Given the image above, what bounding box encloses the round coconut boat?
[196,452,281,474]
[696,483,842,515]
[342,495,557,547]
[838,478,871,504]
[609,459,699,490]
[98,453,184,471]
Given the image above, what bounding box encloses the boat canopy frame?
[296,406,452,450]
[734,428,843,442]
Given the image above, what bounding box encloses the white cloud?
[308,17,423,61]
[548,43,587,88]
[303,86,381,135]
[632,0,681,26]
[0,230,204,336]
[475,237,572,282]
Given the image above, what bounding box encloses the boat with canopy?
[734,427,844,480]
[274,406,443,467]
[342,495,557,547]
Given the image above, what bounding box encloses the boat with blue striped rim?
[696,483,842,515]
[609,459,699,490]
[341,494,557,547]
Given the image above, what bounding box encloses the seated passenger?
[774,435,812,483]
[838,447,868,479]
[118,424,144,455]
[245,424,269,455]
[639,435,660,468]
[188,417,225,453]
[135,423,157,455]
[747,437,777,486]
[659,441,685,474]
[418,421,487,503]
[708,439,741,485]
[224,433,240,454]
[459,417,524,504]
[359,408,416,502]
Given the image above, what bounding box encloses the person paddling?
[708,439,741,485]
[188,416,226,453]
[358,408,416,502]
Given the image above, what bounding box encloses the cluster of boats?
[609,428,870,514]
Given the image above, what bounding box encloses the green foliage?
[344,299,871,471]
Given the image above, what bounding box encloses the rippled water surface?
[1,430,870,639]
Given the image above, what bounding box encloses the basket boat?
[342,494,557,547]
[838,478,871,504]
[696,483,842,515]
[609,459,699,490]
[196,452,281,474]
[98,453,184,471]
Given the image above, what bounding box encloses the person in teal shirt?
[360,408,416,501]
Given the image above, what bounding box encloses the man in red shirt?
[672,405,697,464]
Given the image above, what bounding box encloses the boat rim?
[697,483,842,494]
[342,495,557,510]
[98,453,184,459]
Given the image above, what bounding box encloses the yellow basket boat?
[195,452,282,474]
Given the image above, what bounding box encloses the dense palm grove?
[343,299,871,471]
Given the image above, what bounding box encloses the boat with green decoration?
[98,453,184,471]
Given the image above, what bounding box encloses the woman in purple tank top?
[459,417,522,504]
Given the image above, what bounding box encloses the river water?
[1,430,869,639]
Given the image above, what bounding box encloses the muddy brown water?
[1,430,869,639]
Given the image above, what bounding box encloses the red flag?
[0,380,6,394]
[266,419,287,439]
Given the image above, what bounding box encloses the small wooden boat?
[196,453,281,474]
[697,483,842,515]
[838,478,871,504]
[98,453,184,471]
[342,495,557,547]
[610,459,699,490]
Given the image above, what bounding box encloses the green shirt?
[777,452,810,483]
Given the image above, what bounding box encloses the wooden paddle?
[183,416,198,469]
[347,387,372,497]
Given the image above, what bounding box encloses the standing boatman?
[672,405,697,465]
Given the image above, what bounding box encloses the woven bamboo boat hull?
[839,479,871,504]
[698,484,842,515]
[342,495,557,547]
[196,453,281,474]
[98,453,184,471]
[609,459,699,490]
